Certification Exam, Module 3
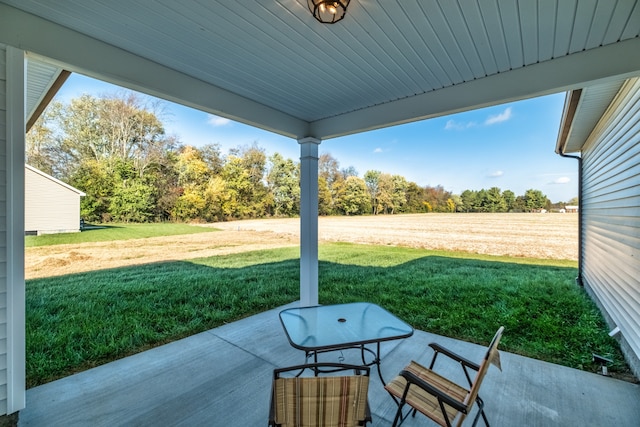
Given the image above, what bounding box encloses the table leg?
[305,350,321,376]
[358,342,386,385]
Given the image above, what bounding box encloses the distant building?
[565,205,579,213]
[25,165,86,235]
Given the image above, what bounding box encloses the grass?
[25,242,627,388]
[25,223,216,247]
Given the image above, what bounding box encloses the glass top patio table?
[279,302,414,352]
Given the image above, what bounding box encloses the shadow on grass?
[26,252,625,387]
[80,224,123,231]
[26,222,217,248]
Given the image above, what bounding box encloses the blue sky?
[54,73,578,203]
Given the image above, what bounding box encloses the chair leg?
[480,408,490,427]
[391,403,404,427]
[392,401,411,427]
[471,397,489,427]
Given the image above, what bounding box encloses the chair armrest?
[429,343,480,371]
[399,370,467,413]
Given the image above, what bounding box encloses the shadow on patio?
[20,302,640,426]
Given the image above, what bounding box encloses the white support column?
[5,46,26,413]
[298,137,320,307]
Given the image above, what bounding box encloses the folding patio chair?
[269,362,371,427]
[384,327,504,427]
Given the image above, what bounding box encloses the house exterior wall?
[581,78,640,377]
[25,166,82,235]
[0,43,8,417]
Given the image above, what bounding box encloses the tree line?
[27,92,564,223]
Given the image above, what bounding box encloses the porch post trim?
[298,137,320,307]
[5,46,26,413]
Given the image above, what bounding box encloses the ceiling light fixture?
[307,0,350,24]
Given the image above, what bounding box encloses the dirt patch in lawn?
[26,230,298,279]
[26,213,578,279]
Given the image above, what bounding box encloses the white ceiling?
[25,60,64,121]
[2,0,640,141]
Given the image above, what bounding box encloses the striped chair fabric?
[272,375,370,427]
[384,361,469,426]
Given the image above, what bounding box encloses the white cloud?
[485,107,512,125]
[444,119,476,130]
[488,170,504,178]
[552,177,571,184]
[207,115,231,127]
[373,147,383,153]
[444,120,457,130]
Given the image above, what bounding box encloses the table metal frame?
[279,302,414,384]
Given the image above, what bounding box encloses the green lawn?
[25,223,216,247]
[25,242,626,388]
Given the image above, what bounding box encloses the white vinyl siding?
[0,44,9,416]
[581,78,640,376]
[25,166,83,235]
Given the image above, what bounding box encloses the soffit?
[26,60,63,121]
[5,0,640,139]
[558,79,629,154]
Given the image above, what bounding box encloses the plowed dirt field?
[26,213,578,279]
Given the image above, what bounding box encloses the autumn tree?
[334,176,370,215]
[267,152,299,217]
[109,177,155,222]
[524,189,548,211]
[502,190,516,212]
[423,185,453,212]
[172,146,210,221]
[149,155,181,221]
[70,159,116,222]
[513,196,527,212]
[55,93,168,174]
[376,173,394,214]
[25,101,64,176]
[218,156,248,218]
[403,182,425,213]
[27,92,176,222]
[29,91,563,223]
[176,145,210,186]
[319,153,360,216]
[390,175,408,214]
[319,153,342,215]
[340,166,359,180]
[449,194,462,212]
[364,170,381,214]
[229,143,268,217]
[319,153,342,187]
[200,143,226,176]
[459,190,476,212]
[484,187,507,212]
[318,177,334,215]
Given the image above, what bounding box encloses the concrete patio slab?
[19,303,640,426]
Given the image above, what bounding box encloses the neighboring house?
[25,164,85,235]
[557,77,640,379]
[564,205,579,213]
